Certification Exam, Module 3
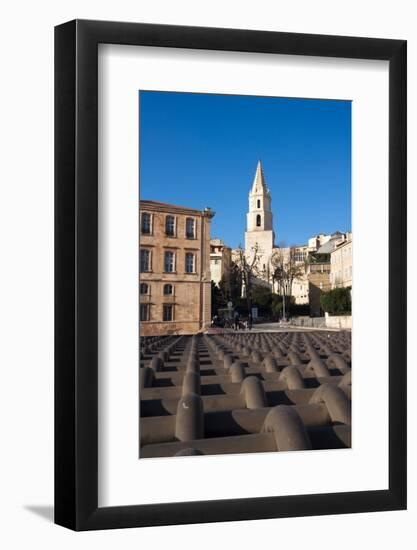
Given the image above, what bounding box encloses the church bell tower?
[245,161,275,276]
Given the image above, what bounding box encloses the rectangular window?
[164,251,175,273]
[140,304,150,321]
[140,282,149,295]
[141,212,151,234]
[163,304,173,321]
[185,217,195,239]
[185,252,195,273]
[140,249,150,272]
[294,251,306,262]
[163,284,173,295]
[165,215,175,236]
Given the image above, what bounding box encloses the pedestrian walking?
[233,310,240,331]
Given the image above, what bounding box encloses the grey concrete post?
[175,393,204,441]
[241,376,268,409]
[310,383,351,425]
[263,356,279,373]
[150,356,164,372]
[140,366,154,389]
[263,405,312,451]
[182,372,201,396]
[229,362,246,383]
[279,365,305,390]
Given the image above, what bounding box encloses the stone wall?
[324,314,352,329]
[308,268,331,316]
[291,314,352,330]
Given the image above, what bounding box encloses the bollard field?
[139,332,352,458]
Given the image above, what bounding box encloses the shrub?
[320,287,351,315]
[290,303,311,317]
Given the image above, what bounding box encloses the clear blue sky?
[139,91,351,248]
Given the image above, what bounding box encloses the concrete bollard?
[279,365,305,390]
[158,350,169,363]
[229,362,246,383]
[217,349,226,360]
[241,376,268,409]
[338,371,352,399]
[182,372,201,396]
[306,357,330,378]
[175,393,204,441]
[186,357,200,374]
[287,351,302,365]
[339,370,352,388]
[251,350,263,363]
[140,366,154,389]
[263,355,279,373]
[150,356,164,372]
[263,405,312,451]
[327,354,350,374]
[310,383,351,425]
[223,354,234,369]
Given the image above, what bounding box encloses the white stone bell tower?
[245,161,275,278]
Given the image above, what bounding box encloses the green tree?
[252,286,272,308]
[271,245,305,319]
[218,262,241,305]
[320,287,351,315]
[211,281,224,316]
[233,244,261,315]
[271,294,283,317]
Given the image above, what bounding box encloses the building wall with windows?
[307,233,332,249]
[289,245,310,305]
[210,238,232,285]
[330,233,353,288]
[139,200,214,336]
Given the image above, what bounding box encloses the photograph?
[0,1,409,541]
[139,91,352,459]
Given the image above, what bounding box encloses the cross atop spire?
[251,160,270,195]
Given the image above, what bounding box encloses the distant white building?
[210,238,231,285]
[330,232,352,288]
[308,233,332,249]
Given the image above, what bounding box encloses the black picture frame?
[55,19,407,531]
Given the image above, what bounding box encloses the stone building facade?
[305,232,352,315]
[307,262,332,316]
[139,200,214,336]
[330,232,352,288]
[210,238,232,285]
[308,233,332,249]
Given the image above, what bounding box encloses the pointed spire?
[251,160,269,195]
